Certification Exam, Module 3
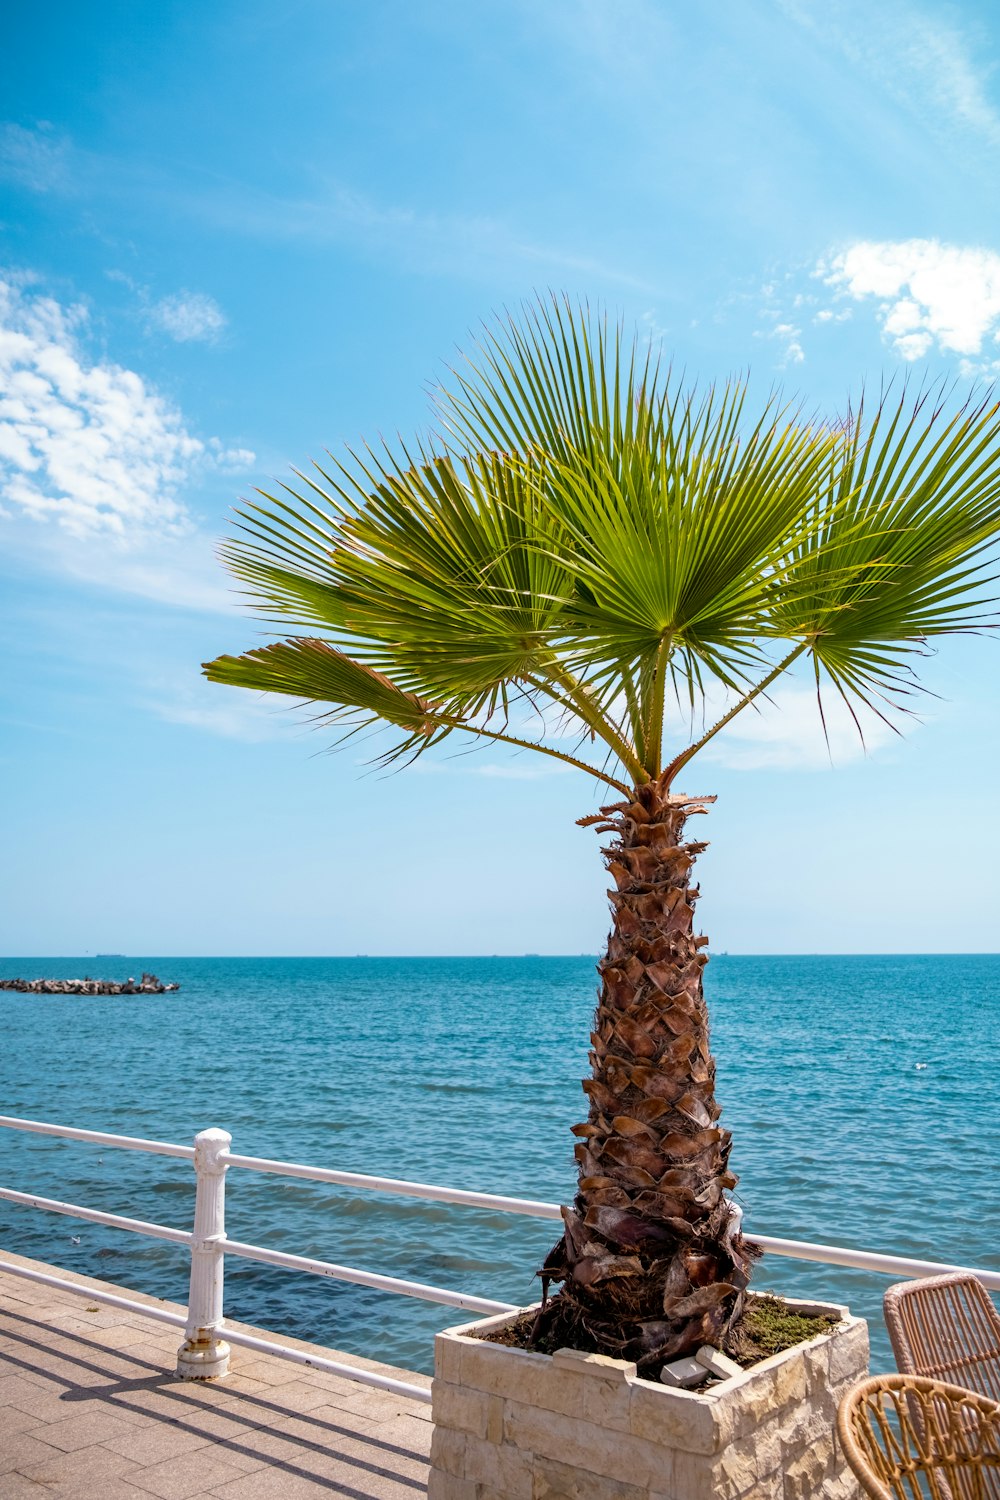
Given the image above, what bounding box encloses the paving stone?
[54,1484,165,1500]
[24,1407,138,1451]
[295,1367,369,1397]
[74,1323,173,1352]
[0,1473,55,1498]
[0,1253,431,1499]
[18,1440,144,1487]
[263,1410,430,1472]
[149,1402,262,1444]
[207,1470,368,1500]
[104,1420,217,1465]
[0,1430,66,1476]
[220,1378,337,1416]
[187,1435,273,1474]
[11,1386,91,1425]
[320,1386,430,1424]
[225,1358,311,1387]
[0,1372,67,1410]
[210,1457,425,1499]
[249,1404,386,1448]
[130,1449,261,1500]
[0,1402,44,1438]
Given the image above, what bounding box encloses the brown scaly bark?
[532,779,756,1370]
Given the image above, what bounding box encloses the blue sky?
[3,0,1000,956]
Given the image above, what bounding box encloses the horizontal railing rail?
[222,1148,563,1219]
[1,1110,998,1404]
[220,1234,513,1316]
[0,1114,194,1158]
[0,1185,194,1244]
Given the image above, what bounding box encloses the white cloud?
[108,272,236,351]
[822,239,1000,361]
[897,14,1000,143]
[52,530,236,613]
[779,1,1000,146]
[0,273,255,550]
[146,659,909,771]
[772,322,805,365]
[2,122,648,293]
[146,290,226,344]
[0,121,72,192]
[0,272,203,537]
[413,754,572,781]
[0,272,257,609]
[754,314,806,366]
[455,673,902,778]
[208,438,256,471]
[472,761,571,780]
[701,683,899,772]
[149,679,294,741]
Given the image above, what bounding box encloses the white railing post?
[176,1127,231,1379]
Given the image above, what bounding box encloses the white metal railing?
[1,1112,998,1406]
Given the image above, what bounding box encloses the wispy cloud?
[417,671,906,781]
[172,176,652,290]
[1,120,649,292]
[208,437,256,470]
[701,680,901,772]
[778,0,1000,147]
[755,318,805,366]
[753,278,811,365]
[106,270,228,346]
[820,239,1000,364]
[145,290,227,343]
[413,754,573,781]
[0,121,74,192]
[519,0,676,93]
[148,678,294,740]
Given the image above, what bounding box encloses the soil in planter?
[476,1294,838,1386]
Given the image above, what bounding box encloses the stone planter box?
[429,1295,868,1500]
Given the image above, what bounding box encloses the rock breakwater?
[0,972,180,995]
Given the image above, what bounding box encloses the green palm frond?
[204,636,633,788]
[205,299,1000,786]
[766,384,1000,717]
[437,295,655,465]
[205,638,445,736]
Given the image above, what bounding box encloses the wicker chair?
[837,1374,1000,1499]
[884,1275,1000,1403]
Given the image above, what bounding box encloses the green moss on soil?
[725,1294,838,1369]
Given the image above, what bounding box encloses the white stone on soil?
[658,1355,706,1388]
[694,1344,743,1380]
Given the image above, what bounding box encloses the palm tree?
[204,298,1000,1371]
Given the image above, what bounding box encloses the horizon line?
[5,951,1000,961]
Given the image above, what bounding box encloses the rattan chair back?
[837,1374,1000,1500]
[885,1275,1000,1403]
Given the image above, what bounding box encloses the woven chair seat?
[838,1374,1000,1499]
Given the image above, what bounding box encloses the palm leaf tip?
[201,639,441,736]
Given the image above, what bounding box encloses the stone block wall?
[428,1300,869,1500]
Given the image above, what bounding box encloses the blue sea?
[0,955,997,1375]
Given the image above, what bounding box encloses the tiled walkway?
[0,1251,432,1499]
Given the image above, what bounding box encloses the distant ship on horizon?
[96,953,126,958]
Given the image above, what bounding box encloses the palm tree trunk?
[533,781,756,1370]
